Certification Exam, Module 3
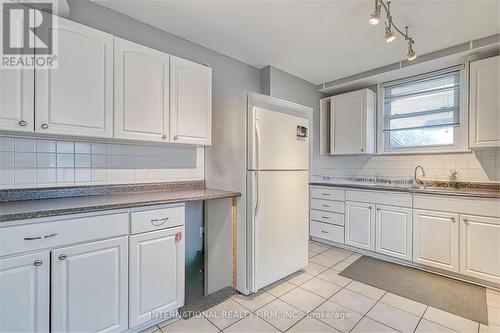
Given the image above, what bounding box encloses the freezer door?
[248,107,309,170]
[248,170,309,291]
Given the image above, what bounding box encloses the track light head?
[385,27,396,43]
[369,11,381,25]
[407,39,416,60]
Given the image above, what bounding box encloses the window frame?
[377,65,469,154]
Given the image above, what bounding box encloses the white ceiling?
[93,0,499,85]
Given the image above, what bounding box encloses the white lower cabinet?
[413,210,459,272]
[345,201,375,250]
[375,205,412,261]
[460,214,500,284]
[0,252,49,333]
[129,226,185,327]
[51,237,129,333]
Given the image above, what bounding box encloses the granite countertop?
[0,182,240,222]
[310,182,500,199]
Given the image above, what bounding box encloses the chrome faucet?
[414,165,426,187]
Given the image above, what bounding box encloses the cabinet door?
[51,237,128,333]
[170,55,212,145]
[345,201,375,250]
[413,210,459,272]
[114,37,170,142]
[375,205,412,260]
[129,226,185,328]
[470,55,500,148]
[460,214,500,284]
[0,251,49,333]
[0,10,34,132]
[35,16,113,138]
[331,91,365,154]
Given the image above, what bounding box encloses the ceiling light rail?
[369,0,416,61]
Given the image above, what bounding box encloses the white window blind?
[383,69,461,150]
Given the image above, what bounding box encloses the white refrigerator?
[247,105,310,292]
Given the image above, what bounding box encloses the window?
[379,66,468,153]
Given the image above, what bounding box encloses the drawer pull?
[320,230,329,234]
[24,233,57,241]
[33,260,43,266]
[463,218,468,225]
[58,254,67,261]
[322,193,331,196]
[321,216,330,219]
[322,204,330,208]
[451,217,456,223]
[151,217,170,226]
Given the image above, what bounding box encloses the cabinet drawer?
[310,210,344,226]
[130,205,185,235]
[0,213,128,257]
[310,199,344,214]
[310,221,344,244]
[310,187,345,201]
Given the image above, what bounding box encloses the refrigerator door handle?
[254,120,261,217]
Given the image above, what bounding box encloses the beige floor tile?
[487,289,500,308]
[224,313,279,333]
[331,260,352,272]
[316,269,352,287]
[346,281,385,300]
[330,288,377,315]
[203,299,250,330]
[256,299,306,332]
[343,253,362,264]
[379,292,427,317]
[140,324,161,333]
[488,306,500,326]
[366,302,420,333]
[309,251,320,258]
[312,300,363,332]
[232,291,275,312]
[280,287,326,313]
[309,242,331,254]
[263,280,296,297]
[415,319,457,333]
[286,270,314,286]
[309,253,344,268]
[322,248,353,260]
[301,277,342,298]
[423,307,479,333]
[304,261,330,276]
[161,316,218,333]
[479,322,500,333]
[158,317,181,329]
[351,317,397,333]
[288,317,342,332]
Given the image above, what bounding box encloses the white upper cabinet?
[114,37,170,142]
[330,89,375,155]
[0,10,34,132]
[51,237,128,333]
[35,16,113,138]
[170,55,212,145]
[413,210,459,272]
[469,55,500,148]
[0,251,49,333]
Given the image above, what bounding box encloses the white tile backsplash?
[0,137,204,188]
[314,150,500,182]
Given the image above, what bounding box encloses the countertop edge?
[0,189,241,223]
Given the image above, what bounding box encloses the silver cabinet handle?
[58,254,67,260]
[161,135,167,140]
[322,193,331,196]
[151,217,170,226]
[376,207,381,211]
[34,260,43,266]
[361,148,364,152]
[369,206,372,210]
[18,120,27,126]
[451,217,456,223]
[320,230,329,234]
[321,216,330,219]
[24,233,57,241]
[463,218,468,225]
[173,135,178,141]
[41,123,48,129]
[322,204,330,208]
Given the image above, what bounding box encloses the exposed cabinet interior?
[469,55,500,149]
[114,37,170,142]
[319,97,331,155]
[35,16,114,138]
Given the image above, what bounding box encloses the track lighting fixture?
[369,0,416,60]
